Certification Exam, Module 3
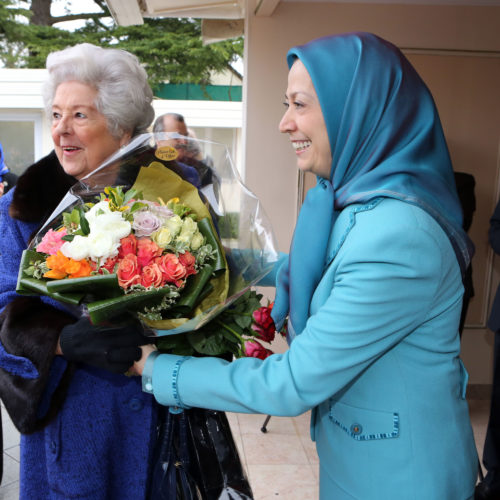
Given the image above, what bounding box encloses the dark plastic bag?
[148,407,253,500]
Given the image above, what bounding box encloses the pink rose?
[136,238,162,268]
[252,304,276,343]
[116,254,141,289]
[118,234,138,259]
[156,253,187,288]
[244,341,273,360]
[141,263,164,289]
[178,251,197,277]
[36,228,68,255]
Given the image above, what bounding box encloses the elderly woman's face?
[279,59,332,179]
[51,81,130,180]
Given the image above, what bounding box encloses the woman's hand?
[131,344,158,376]
[59,317,148,373]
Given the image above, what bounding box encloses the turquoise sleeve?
[147,207,456,415]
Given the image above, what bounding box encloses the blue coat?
[147,198,478,499]
[0,155,157,500]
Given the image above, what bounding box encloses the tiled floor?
[0,399,490,499]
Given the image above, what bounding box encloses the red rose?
[116,254,141,289]
[156,253,187,287]
[99,256,118,274]
[136,238,162,268]
[178,251,197,277]
[118,234,138,259]
[252,305,276,343]
[244,340,273,360]
[141,263,164,289]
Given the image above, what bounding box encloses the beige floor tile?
[3,446,19,463]
[241,429,308,466]
[247,464,319,499]
[0,480,20,500]
[1,454,20,487]
[298,433,320,465]
[237,413,296,435]
[0,412,19,451]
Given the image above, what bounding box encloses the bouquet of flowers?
[17,133,280,358]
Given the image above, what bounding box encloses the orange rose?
[156,253,186,288]
[45,251,70,279]
[44,251,92,279]
[136,238,162,268]
[65,258,92,279]
[116,254,141,289]
[141,263,164,288]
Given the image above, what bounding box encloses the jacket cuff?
[147,353,191,410]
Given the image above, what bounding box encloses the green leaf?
[78,206,90,235]
[46,273,120,294]
[187,330,230,356]
[197,217,226,274]
[87,287,176,325]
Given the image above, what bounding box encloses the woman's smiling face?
[51,81,130,180]
[279,59,332,180]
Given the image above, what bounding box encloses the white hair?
[43,43,154,138]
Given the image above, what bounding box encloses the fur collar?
[9,151,76,223]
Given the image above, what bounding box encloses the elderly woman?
[134,32,479,499]
[0,43,157,499]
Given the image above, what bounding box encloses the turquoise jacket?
[144,198,478,499]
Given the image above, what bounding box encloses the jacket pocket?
[329,399,399,441]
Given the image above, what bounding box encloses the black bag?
[148,407,253,499]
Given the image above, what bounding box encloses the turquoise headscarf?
[272,32,473,341]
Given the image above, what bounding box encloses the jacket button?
[128,397,144,411]
[49,440,57,453]
[350,423,363,435]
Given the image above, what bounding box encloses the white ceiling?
[282,0,500,4]
[105,0,500,27]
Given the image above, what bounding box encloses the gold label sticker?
[155,146,178,161]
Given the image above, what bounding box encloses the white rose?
[164,215,183,237]
[89,211,131,242]
[176,233,192,247]
[190,231,205,251]
[152,227,173,248]
[60,235,91,261]
[85,201,112,226]
[87,231,120,261]
[180,217,197,237]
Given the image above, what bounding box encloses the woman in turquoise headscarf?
[133,32,478,499]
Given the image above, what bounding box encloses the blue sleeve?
[0,190,38,312]
[0,190,70,378]
[147,208,456,415]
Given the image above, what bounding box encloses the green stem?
[216,319,245,357]
[220,310,252,317]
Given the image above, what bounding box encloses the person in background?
[153,112,213,186]
[0,43,155,500]
[0,143,18,197]
[454,171,476,337]
[133,32,478,499]
[475,198,500,500]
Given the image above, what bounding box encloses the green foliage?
[0,1,243,87]
[157,289,264,358]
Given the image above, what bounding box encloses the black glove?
[60,317,148,374]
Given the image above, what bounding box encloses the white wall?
[0,68,242,172]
